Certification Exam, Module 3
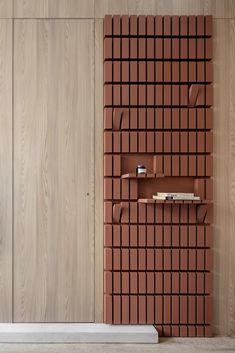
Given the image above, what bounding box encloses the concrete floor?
[0,337,234,353]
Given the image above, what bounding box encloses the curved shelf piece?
[138,199,212,204]
[121,173,164,179]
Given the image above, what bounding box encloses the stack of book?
[152,192,200,201]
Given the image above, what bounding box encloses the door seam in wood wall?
[12,14,14,324]
[93,18,96,323]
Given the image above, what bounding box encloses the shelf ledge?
[138,199,211,204]
[121,173,164,179]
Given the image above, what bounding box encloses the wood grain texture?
[94,19,103,323]
[14,20,94,322]
[95,0,235,19]
[213,19,235,336]
[0,20,12,322]
[95,20,103,322]
[0,0,12,18]
[14,0,94,18]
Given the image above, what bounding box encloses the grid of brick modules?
[103,15,213,337]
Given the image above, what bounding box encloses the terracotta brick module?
[103,15,213,337]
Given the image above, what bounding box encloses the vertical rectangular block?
[139,38,146,59]
[130,15,138,35]
[172,38,179,59]
[139,296,146,324]
[155,296,163,323]
[130,272,138,293]
[104,15,112,37]
[122,296,130,324]
[104,225,112,247]
[163,296,171,324]
[122,38,129,59]
[104,248,112,270]
[122,15,129,35]
[113,272,121,293]
[113,15,121,35]
[113,38,121,59]
[130,249,138,270]
[113,296,121,324]
[147,38,154,59]
[130,296,138,324]
[147,296,155,324]
[164,38,171,59]
[172,62,180,82]
[180,296,188,324]
[189,38,196,59]
[130,38,137,58]
[104,295,112,323]
[155,38,163,59]
[155,16,163,35]
[180,38,188,59]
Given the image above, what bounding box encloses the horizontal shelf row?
[104,294,212,329]
[104,84,213,107]
[104,248,213,271]
[104,61,212,84]
[104,201,213,225]
[104,177,212,201]
[105,154,213,177]
[104,15,212,38]
[104,131,213,154]
[104,37,212,61]
[104,271,212,295]
[104,107,213,131]
[104,224,212,249]
[155,154,212,177]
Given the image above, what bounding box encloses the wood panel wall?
[14,20,94,322]
[0,19,12,322]
[0,0,234,335]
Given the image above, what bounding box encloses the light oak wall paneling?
[0,0,12,18]
[94,19,103,323]
[14,0,94,18]
[0,19,12,322]
[95,0,235,19]
[213,19,235,336]
[14,20,95,322]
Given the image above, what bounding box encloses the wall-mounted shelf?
[121,173,164,179]
[138,198,211,204]
[103,14,213,336]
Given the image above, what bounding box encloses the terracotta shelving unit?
[103,15,213,337]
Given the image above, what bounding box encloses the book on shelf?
[152,192,200,201]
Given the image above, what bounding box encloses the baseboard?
[0,324,158,343]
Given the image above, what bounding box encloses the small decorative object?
[136,165,147,174]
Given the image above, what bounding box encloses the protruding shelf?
[138,199,212,204]
[121,173,164,179]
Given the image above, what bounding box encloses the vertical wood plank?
[0,0,12,17]
[0,19,12,322]
[94,20,104,323]
[213,19,235,336]
[14,20,94,322]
